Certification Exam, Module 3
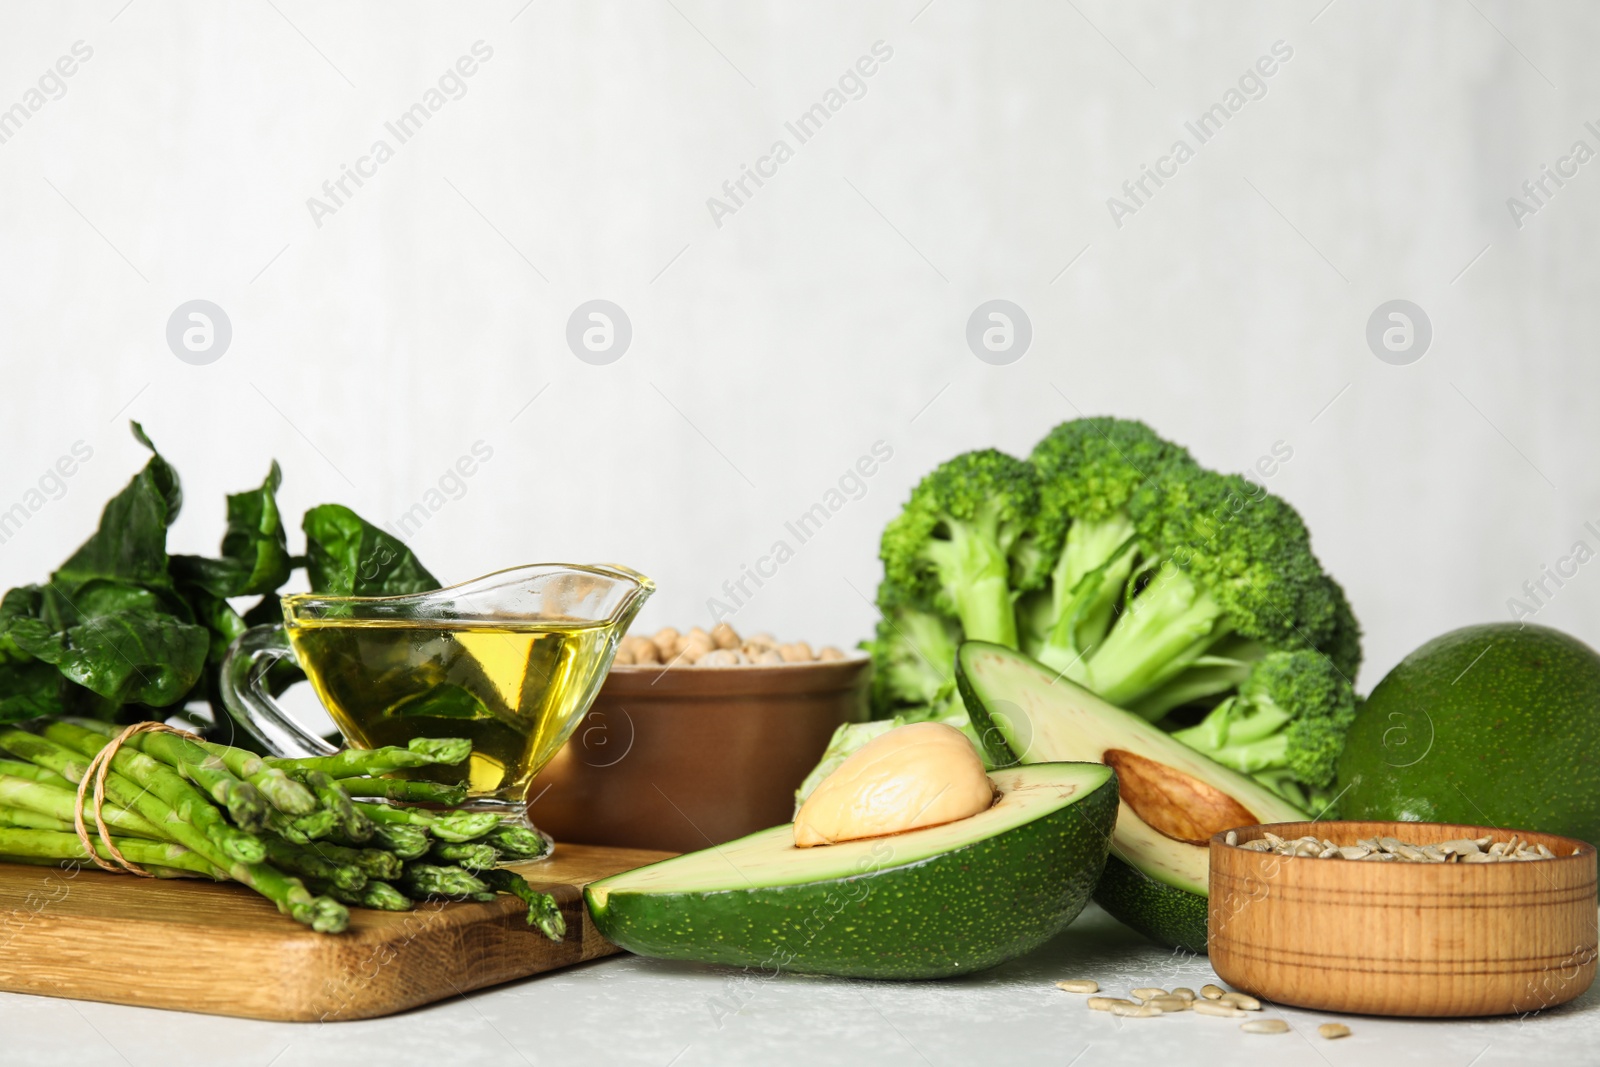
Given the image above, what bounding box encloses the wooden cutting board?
[0,843,669,1022]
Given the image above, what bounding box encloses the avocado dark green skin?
[1338,623,1600,846]
[960,644,1214,954]
[1092,856,1208,955]
[586,770,1118,980]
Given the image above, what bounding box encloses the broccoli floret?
[1170,650,1358,811]
[863,602,961,719]
[1051,464,1359,720]
[878,449,1039,649]
[1023,418,1195,674]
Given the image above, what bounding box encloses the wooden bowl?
[524,657,870,852]
[1209,820,1598,1017]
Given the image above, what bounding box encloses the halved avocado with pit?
[957,641,1305,953]
[585,760,1118,979]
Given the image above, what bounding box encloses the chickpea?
[627,637,661,665]
[778,642,814,663]
[711,622,741,650]
[753,648,785,665]
[817,646,847,661]
[652,628,680,659]
[698,648,747,667]
[744,632,778,652]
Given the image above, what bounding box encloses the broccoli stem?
[1067,564,1230,713]
[923,524,1018,647]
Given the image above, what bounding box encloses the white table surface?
[1,903,1593,1067]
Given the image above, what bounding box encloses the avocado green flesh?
[1339,623,1600,845]
[957,642,1304,951]
[586,762,1118,979]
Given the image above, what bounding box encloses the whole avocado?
[1338,623,1600,845]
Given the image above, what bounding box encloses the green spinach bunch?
[0,423,437,729]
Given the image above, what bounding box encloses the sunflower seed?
[1087,997,1134,1011]
[1109,1003,1161,1017]
[1220,992,1261,1011]
[1146,996,1191,1012]
[1241,1018,1290,1034]
[1318,1023,1352,1039]
[1170,987,1196,1001]
[1055,979,1098,994]
[1225,830,1237,846]
[1200,984,1227,1000]
[1193,1000,1248,1018]
[1131,987,1167,1001]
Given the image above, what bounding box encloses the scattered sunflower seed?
[1241,1018,1290,1035]
[1146,996,1191,1012]
[1220,992,1261,1011]
[1108,1003,1161,1018]
[1087,997,1135,1012]
[1055,980,1098,994]
[1318,1023,1352,1039]
[1193,1000,1248,1018]
[1130,987,1167,1001]
[1170,987,1196,1001]
[1200,984,1227,1000]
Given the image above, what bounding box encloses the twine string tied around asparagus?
[72,721,203,876]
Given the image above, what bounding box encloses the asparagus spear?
[0,758,76,790]
[0,827,224,879]
[0,728,346,931]
[39,723,267,866]
[357,802,499,843]
[335,778,469,806]
[59,718,268,831]
[333,821,430,860]
[69,719,319,816]
[478,868,567,942]
[268,736,470,777]
[427,840,499,871]
[483,823,553,860]
[0,806,78,833]
[300,839,403,881]
[264,805,340,844]
[400,862,490,898]
[285,769,372,842]
[0,774,165,839]
[308,877,414,911]
[260,835,367,892]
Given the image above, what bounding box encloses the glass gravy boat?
[220,563,653,818]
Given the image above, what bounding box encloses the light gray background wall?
[2,0,1596,691]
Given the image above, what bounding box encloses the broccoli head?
[878,449,1038,649]
[863,602,961,719]
[1169,649,1358,811]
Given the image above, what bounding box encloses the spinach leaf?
[0,658,63,723]
[172,461,291,598]
[52,422,179,596]
[303,504,439,597]
[17,608,207,707]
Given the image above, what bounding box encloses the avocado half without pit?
[584,723,1119,979]
[957,641,1306,954]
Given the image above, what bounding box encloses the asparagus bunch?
[0,719,558,938]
